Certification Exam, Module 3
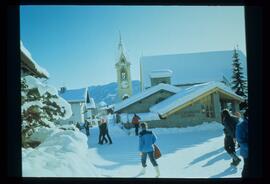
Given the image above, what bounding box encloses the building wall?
[147,100,217,128]
[59,102,85,125]
[119,90,175,114]
[146,94,218,128]
[120,92,240,129]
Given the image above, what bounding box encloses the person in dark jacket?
[138,122,160,177]
[221,109,241,166]
[84,121,90,136]
[132,114,141,136]
[236,108,249,177]
[98,120,108,144]
[76,122,81,130]
[100,116,112,144]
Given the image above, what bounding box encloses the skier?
[236,108,249,177]
[138,122,160,178]
[132,114,141,136]
[221,109,241,166]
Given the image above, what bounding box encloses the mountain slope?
[88,80,140,105]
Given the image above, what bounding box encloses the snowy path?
[86,121,243,178]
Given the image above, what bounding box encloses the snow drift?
[22,129,100,177]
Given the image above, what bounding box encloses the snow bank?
[22,130,100,177]
[29,127,60,143]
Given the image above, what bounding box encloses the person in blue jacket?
[138,122,160,177]
[236,108,249,178]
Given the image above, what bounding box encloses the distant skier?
[221,109,241,166]
[138,122,160,177]
[236,108,249,177]
[132,114,141,136]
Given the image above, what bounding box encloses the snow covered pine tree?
[231,47,248,110]
[21,75,72,148]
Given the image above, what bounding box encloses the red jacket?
[132,116,140,125]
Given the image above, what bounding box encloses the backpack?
[153,144,161,159]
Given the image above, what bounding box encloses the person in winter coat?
[84,121,90,136]
[100,117,113,144]
[221,109,241,166]
[98,120,108,144]
[236,108,249,178]
[76,122,81,130]
[138,122,160,177]
[132,114,141,136]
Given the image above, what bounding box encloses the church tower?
[115,33,132,101]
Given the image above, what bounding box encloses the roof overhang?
[21,51,48,79]
[114,83,180,112]
[154,87,244,118]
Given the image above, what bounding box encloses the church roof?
[114,83,180,112]
[140,50,247,90]
[86,98,96,109]
[150,81,244,117]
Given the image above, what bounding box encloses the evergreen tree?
[21,76,72,148]
[231,47,248,109]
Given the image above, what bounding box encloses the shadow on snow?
[210,165,238,178]
[85,123,224,172]
[184,147,224,168]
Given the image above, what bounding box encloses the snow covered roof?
[149,69,173,78]
[20,41,50,78]
[86,98,96,109]
[140,50,247,90]
[59,88,88,103]
[114,83,180,112]
[150,81,244,117]
[98,101,107,107]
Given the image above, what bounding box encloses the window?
[200,95,214,118]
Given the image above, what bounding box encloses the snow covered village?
[20,6,249,178]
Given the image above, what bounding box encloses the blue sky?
[20,6,246,89]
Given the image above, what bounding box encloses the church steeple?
[118,31,123,52]
[115,33,132,101]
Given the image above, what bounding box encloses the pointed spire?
[118,31,123,52]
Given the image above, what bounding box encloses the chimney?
[149,69,173,87]
[60,86,66,94]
